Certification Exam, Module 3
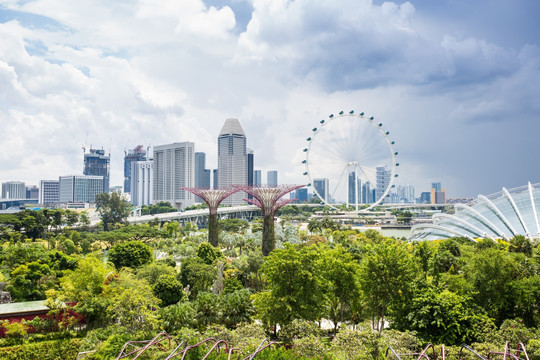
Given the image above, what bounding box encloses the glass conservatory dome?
[410,182,540,242]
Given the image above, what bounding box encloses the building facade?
[376,166,391,203]
[59,175,104,203]
[131,160,153,206]
[194,152,211,203]
[124,145,147,194]
[39,180,59,205]
[83,148,110,193]
[254,170,262,186]
[153,142,195,210]
[267,170,278,186]
[313,178,329,202]
[218,118,248,206]
[1,181,25,199]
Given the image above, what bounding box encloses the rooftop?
[219,118,245,137]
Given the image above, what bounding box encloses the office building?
[313,178,329,202]
[396,185,415,204]
[131,160,153,206]
[59,175,104,203]
[419,192,431,204]
[26,185,39,200]
[124,145,147,194]
[362,182,373,204]
[39,180,60,205]
[376,166,391,203]
[247,149,254,187]
[431,182,446,204]
[153,142,195,209]
[292,188,308,203]
[194,152,211,202]
[1,181,25,199]
[83,148,110,193]
[218,118,248,205]
[254,170,262,186]
[213,169,218,189]
[348,172,362,205]
[267,170,278,186]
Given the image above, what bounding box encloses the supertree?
[181,187,240,247]
[235,185,304,256]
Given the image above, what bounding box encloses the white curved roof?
[219,118,245,137]
[410,182,540,241]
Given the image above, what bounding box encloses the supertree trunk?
[208,212,219,247]
[262,213,275,256]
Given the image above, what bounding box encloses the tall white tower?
[218,118,248,205]
[153,142,195,210]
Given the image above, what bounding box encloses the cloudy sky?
[0,0,539,198]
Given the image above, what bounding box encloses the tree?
[219,218,249,233]
[320,245,361,331]
[6,261,54,301]
[253,244,327,328]
[219,288,254,329]
[108,240,153,269]
[152,274,185,306]
[178,257,217,298]
[358,238,417,331]
[95,192,132,231]
[197,242,224,265]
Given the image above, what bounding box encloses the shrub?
[279,319,322,343]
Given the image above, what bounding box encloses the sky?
[0,0,539,198]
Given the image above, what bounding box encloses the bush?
[293,335,329,359]
[108,240,153,269]
[330,328,382,360]
[0,338,82,360]
[279,319,322,343]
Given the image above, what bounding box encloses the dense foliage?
[0,214,538,359]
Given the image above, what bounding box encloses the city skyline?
[0,0,539,197]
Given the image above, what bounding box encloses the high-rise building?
[213,169,218,189]
[247,149,254,187]
[218,118,248,205]
[153,142,195,209]
[83,148,110,193]
[194,152,211,203]
[419,192,431,204]
[431,182,446,204]
[376,166,391,203]
[362,181,373,203]
[348,172,361,205]
[39,180,60,205]
[396,185,416,204]
[313,178,329,202]
[124,145,147,194]
[131,160,153,206]
[1,181,25,199]
[26,185,39,200]
[59,175,104,203]
[254,170,262,186]
[267,170,278,186]
[292,188,308,203]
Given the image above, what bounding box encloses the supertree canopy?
[181,187,240,247]
[235,185,304,256]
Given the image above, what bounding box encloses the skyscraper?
[218,118,248,205]
[131,160,153,206]
[376,166,391,203]
[267,170,278,186]
[59,175,104,203]
[348,172,361,205]
[254,170,262,186]
[1,181,25,199]
[194,152,211,203]
[313,178,329,202]
[39,180,59,205]
[83,148,110,193]
[431,182,446,204]
[362,181,373,203]
[124,145,147,194]
[153,142,195,210]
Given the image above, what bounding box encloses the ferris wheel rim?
[302,111,398,212]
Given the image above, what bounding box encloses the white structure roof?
[219,118,245,137]
[410,182,540,241]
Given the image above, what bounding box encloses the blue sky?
[0,0,538,198]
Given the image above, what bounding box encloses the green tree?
[358,238,417,331]
[152,274,185,306]
[108,240,153,269]
[398,285,496,345]
[96,192,132,231]
[253,244,327,329]
[219,288,254,329]
[6,261,55,301]
[197,242,224,265]
[178,257,217,298]
[194,291,219,329]
[320,245,361,331]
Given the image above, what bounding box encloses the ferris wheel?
[302,110,399,211]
